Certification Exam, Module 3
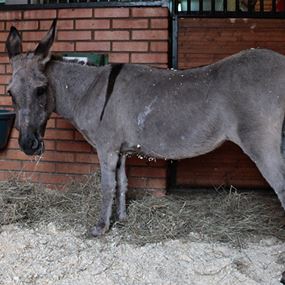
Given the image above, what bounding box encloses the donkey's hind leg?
[238,132,285,209]
[116,154,128,221]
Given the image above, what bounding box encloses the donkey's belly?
[137,131,226,160]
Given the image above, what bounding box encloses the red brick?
[127,157,166,167]
[46,119,55,128]
[131,53,168,64]
[22,31,46,42]
[112,41,148,52]
[50,113,61,119]
[132,30,168,40]
[129,167,167,178]
[95,31,129,41]
[0,22,3,30]
[43,141,56,151]
[131,8,168,18]
[51,42,75,52]
[22,161,56,172]
[76,41,110,52]
[6,139,19,149]
[6,21,38,31]
[0,65,5,74]
[22,42,37,52]
[56,163,91,174]
[0,171,12,181]
[10,128,19,139]
[0,160,22,170]
[41,151,74,163]
[75,153,99,164]
[56,141,91,153]
[0,96,12,106]
[90,164,100,172]
[58,31,92,41]
[45,129,74,140]
[0,11,22,21]
[75,19,110,30]
[112,19,149,29]
[6,65,12,74]
[128,177,147,188]
[56,119,74,129]
[0,85,5,95]
[151,19,169,29]
[17,172,40,183]
[40,20,74,30]
[75,131,85,141]
[150,41,168,52]
[24,10,56,20]
[147,178,166,189]
[38,173,74,184]
[0,43,4,53]
[0,56,9,64]
[0,32,8,42]
[58,8,92,19]
[0,75,11,85]
[94,8,129,18]
[109,53,130,63]
[0,149,30,160]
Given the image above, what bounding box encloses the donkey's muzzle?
[19,132,44,156]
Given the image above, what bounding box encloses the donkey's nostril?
[31,139,39,150]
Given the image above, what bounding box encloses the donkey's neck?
[46,60,108,124]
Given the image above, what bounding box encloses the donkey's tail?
[282,115,285,156]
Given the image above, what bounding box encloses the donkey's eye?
[36,86,47,96]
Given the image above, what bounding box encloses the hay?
[0,175,284,247]
[118,188,285,246]
[0,173,102,231]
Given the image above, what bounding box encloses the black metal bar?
[272,0,276,12]
[187,0,191,12]
[223,0,227,12]
[211,0,215,12]
[235,0,239,11]
[199,0,203,12]
[176,10,285,17]
[167,160,177,190]
[248,0,253,12]
[0,0,165,10]
[260,0,264,12]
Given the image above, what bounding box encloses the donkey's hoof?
[118,212,127,222]
[280,271,285,284]
[90,223,108,237]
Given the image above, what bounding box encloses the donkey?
[5,20,285,237]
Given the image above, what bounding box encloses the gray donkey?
[5,20,285,238]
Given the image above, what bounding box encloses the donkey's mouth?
[20,136,45,156]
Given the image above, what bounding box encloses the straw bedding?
[0,173,284,247]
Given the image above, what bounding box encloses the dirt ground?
[0,181,284,285]
[0,224,284,285]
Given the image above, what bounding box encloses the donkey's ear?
[6,26,22,59]
[34,19,57,58]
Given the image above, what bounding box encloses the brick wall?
[177,18,285,188]
[0,7,169,196]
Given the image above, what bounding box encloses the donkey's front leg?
[91,152,119,237]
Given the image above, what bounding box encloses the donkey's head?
[6,20,57,155]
